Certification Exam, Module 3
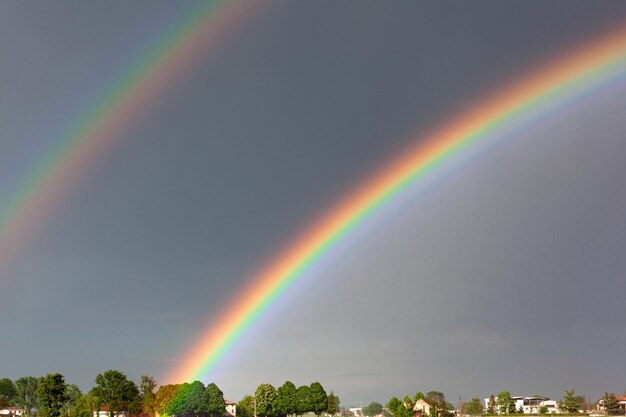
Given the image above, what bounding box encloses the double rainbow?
[168,25,626,383]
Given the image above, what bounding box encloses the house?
[0,408,24,417]
[414,400,431,416]
[597,395,626,414]
[483,396,558,414]
[224,400,236,417]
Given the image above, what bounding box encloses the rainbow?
[168,24,626,383]
[0,0,261,275]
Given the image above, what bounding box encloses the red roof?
[225,400,236,405]
[617,396,626,402]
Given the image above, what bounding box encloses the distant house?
[597,396,626,414]
[483,396,558,414]
[0,408,24,417]
[414,400,431,416]
[224,400,236,417]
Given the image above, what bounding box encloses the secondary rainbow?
[0,0,260,275]
[169,24,626,383]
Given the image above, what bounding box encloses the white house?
[597,395,626,414]
[224,400,236,417]
[414,400,431,416]
[483,396,558,414]
[0,408,24,417]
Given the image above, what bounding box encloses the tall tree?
[496,392,514,415]
[91,370,139,417]
[601,393,621,416]
[559,389,581,414]
[0,378,17,406]
[363,402,383,417]
[308,383,327,417]
[139,375,158,415]
[255,384,277,417]
[425,392,449,417]
[463,398,483,416]
[203,383,226,417]
[326,391,340,416]
[62,385,82,417]
[486,396,496,414]
[237,395,255,417]
[276,382,297,417]
[295,386,310,416]
[154,384,180,416]
[37,373,69,417]
[14,377,39,417]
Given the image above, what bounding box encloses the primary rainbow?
[0,0,260,275]
[169,24,626,383]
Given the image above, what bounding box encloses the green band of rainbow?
[168,25,626,383]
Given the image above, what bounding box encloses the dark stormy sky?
[1,0,626,407]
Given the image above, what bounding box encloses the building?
[483,396,558,414]
[224,400,236,417]
[597,395,626,414]
[414,400,431,416]
[0,408,24,417]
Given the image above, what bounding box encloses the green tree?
[327,391,340,416]
[463,398,484,416]
[425,391,449,417]
[276,382,297,417]
[496,392,514,415]
[139,375,158,415]
[363,402,383,417]
[559,389,580,414]
[204,383,226,417]
[154,384,180,415]
[62,385,82,417]
[295,386,310,416]
[413,393,425,403]
[386,396,411,417]
[185,381,207,416]
[14,377,39,417]
[72,393,98,417]
[91,370,139,417]
[237,395,255,417]
[0,378,17,406]
[255,384,277,417]
[601,393,621,416]
[486,396,496,414]
[37,374,69,417]
[308,383,327,417]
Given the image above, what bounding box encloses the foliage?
[539,406,548,414]
[486,396,496,415]
[91,370,139,417]
[296,386,310,416]
[14,377,39,417]
[0,378,17,406]
[425,391,449,417]
[37,373,69,417]
[276,381,298,417]
[62,384,82,417]
[139,375,158,415]
[237,395,255,417]
[155,384,180,415]
[71,394,99,417]
[386,396,412,417]
[204,382,226,417]
[601,393,621,416]
[363,402,383,417]
[308,382,328,417]
[327,391,340,416]
[496,392,515,415]
[463,398,484,416]
[255,383,277,417]
[559,389,581,414]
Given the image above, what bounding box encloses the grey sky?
[1,0,626,407]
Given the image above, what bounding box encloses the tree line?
[1,374,340,417]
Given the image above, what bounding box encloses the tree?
[255,384,277,417]
[308,383,327,417]
[425,391,449,417]
[139,375,158,415]
[0,378,16,406]
[37,373,69,417]
[558,389,581,414]
[155,384,180,415]
[327,391,340,416]
[601,393,620,416]
[276,382,297,417]
[486,396,496,415]
[463,398,484,416]
[62,385,82,417]
[363,402,383,417]
[295,386,310,416]
[496,392,514,415]
[387,396,411,417]
[204,383,226,417]
[237,396,255,417]
[14,377,39,417]
[91,370,139,417]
